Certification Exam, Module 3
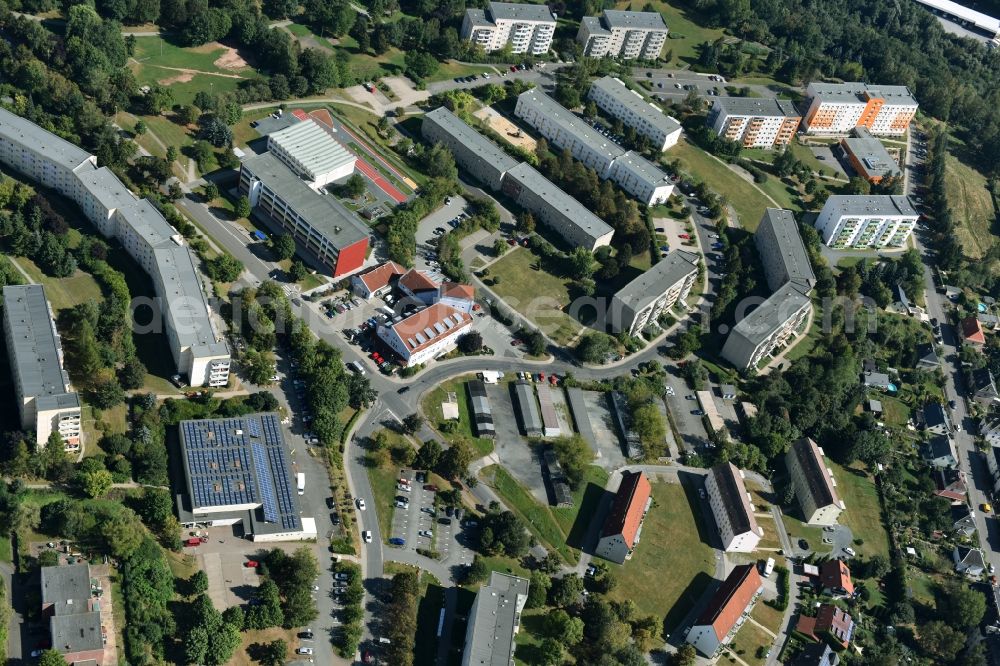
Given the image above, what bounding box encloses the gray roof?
[566,387,596,447]
[613,150,672,188]
[842,128,900,179]
[711,97,800,118]
[727,282,811,347]
[809,82,918,107]
[788,438,841,511]
[600,9,667,30]
[487,1,554,22]
[2,285,77,402]
[589,77,681,137]
[517,89,625,164]
[925,435,956,461]
[923,402,949,429]
[756,208,815,291]
[580,15,608,35]
[710,462,758,536]
[863,371,891,387]
[76,166,137,212]
[613,250,698,314]
[503,162,613,243]
[467,379,495,437]
[916,342,939,367]
[973,367,998,396]
[241,152,369,250]
[955,544,986,569]
[268,119,355,181]
[463,571,530,666]
[821,194,917,219]
[41,564,92,612]
[513,380,542,435]
[51,612,103,655]
[464,7,489,27]
[0,107,93,173]
[179,413,302,535]
[152,244,228,356]
[422,107,518,175]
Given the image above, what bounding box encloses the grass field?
[481,465,578,564]
[607,480,715,635]
[669,139,774,230]
[831,462,889,558]
[14,257,102,314]
[420,375,494,457]
[752,599,785,634]
[0,535,11,563]
[488,248,583,346]
[945,152,996,262]
[728,620,772,666]
[552,465,610,541]
[614,0,726,65]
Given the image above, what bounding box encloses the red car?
[678,233,690,239]
[244,560,259,568]
[510,66,517,72]
[548,375,557,385]
[423,484,439,492]
[538,372,546,381]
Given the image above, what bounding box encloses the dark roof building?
[786,437,845,526]
[922,435,958,469]
[796,604,855,649]
[512,381,543,437]
[791,643,839,666]
[971,367,1000,406]
[705,462,762,553]
[818,560,854,597]
[461,571,530,666]
[467,380,495,439]
[754,208,816,292]
[41,564,104,664]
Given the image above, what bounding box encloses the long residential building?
[422,107,519,191]
[609,250,699,335]
[707,98,801,149]
[706,463,763,552]
[687,564,764,656]
[722,209,814,370]
[840,127,900,184]
[2,285,82,452]
[239,152,370,277]
[814,195,919,250]
[0,108,230,387]
[588,76,682,151]
[596,471,652,563]
[787,438,845,525]
[801,82,918,136]
[376,302,473,367]
[461,571,530,666]
[461,1,556,54]
[577,10,669,60]
[913,0,1000,39]
[514,89,674,205]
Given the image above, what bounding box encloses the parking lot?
[386,469,474,566]
[484,381,548,503]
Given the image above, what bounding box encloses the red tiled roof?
[399,269,439,293]
[962,316,986,344]
[357,261,405,292]
[933,468,967,501]
[795,615,818,641]
[694,564,762,640]
[388,303,471,355]
[440,282,475,300]
[814,604,854,647]
[600,471,651,547]
[819,559,854,596]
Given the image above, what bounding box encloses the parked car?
[843,546,857,557]
[244,560,259,568]
[356,498,366,510]
[363,531,373,544]
[296,647,314,655]
[418,530,433,538]
[389,537,406,546]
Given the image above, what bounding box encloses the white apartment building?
[267,119,356,190]
[0,109,230,388]
[461,1,556,55]
[705,463,763,553]
[786,438,845,526]
[376,302,473,367]
[609,250,699,335]
[422,107,519,191]
[514,89,673,205]
[814,195,919,249]
[3,285,82,452]
[721,283,812,370]
[707,98,801,149]
[577,10,668,60]
[802,82,918,136]
[587,76,682,152]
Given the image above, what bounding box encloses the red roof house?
[351,261,406,299]
[595,471,652,564]
[818,560,854,598]
[961,316,986,346]
[687,564,764,656]
[796,604,855,649]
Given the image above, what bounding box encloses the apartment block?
[577,10,668,60]
[786,438,845,526]
[461,572,529,666]
[814,195,919,249]
[595,471,652,564]
[754,209,816,292]
[422,107,518,191]
[501,163,614,250]
[588,76,682,151]
[461,1,555,54]
[802,82,918,136]
[687,564,764,656]
[721,282,812,370]
[239,152,370,277]
[707,98,801,149]
[0,109,230,388]
[41,564,104,664]
[705,463,763,553]
[515,89,674,205]
[609,250,699,335]
[840,127,900,183]
[2,285,82,452]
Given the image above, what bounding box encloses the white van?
[296,473,306,496]
[762,557,775,578]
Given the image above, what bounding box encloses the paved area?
[548,384,573,436]
[663,367,712,454]
[485,382,547,503]
[91,565,119,665]
[580,390,627,470]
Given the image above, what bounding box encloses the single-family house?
[791,643,840,666]
[862,371,891,390]
[922,402,951,436]
[983,422,1000,448]
[970,367,1000,408]
[951,504,977,538]
[867,399,883,416]
[795,604,855,650]
[915,343,939,370]
[954,545,986,576]
[818,560,854,598]
[980,312,999,329]
[932,467,967,502]
[961,316,986,347]
[922,436,957,469]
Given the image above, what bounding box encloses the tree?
[493,238,508,257]
[549,574,584,607]
[415,440,442,470]
[918,620,965,662]
[672,644,697,666]
[938,581,986,629]
[437,439,472,480]
[271,233,296,260]
[242,348,277,386]
[206,255,244,282]
[553,435,594,489]
[404,50,439,81]
[576,332,616,363]
[200,116,233,147]
[478,510,529,556]
[457,331,483,354]
[526,570,551,608]
[133,120,146,135]
[538,638,564,666]
[341,173,366,199]
[235,196,252,219]
[178,105,200,126]
[119,357,147,390]
[402,413,424,435]
[545,609,584,645]
[568,247,595,279]
[464,555,489,585]
[81,470,113,498]
[259,639,288,666]
[92,377,126,409]
[203,182,220,201]
[288,260,308,282]
[190,570,209,595]
[38,651,69,666]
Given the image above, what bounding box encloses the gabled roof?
[600,471,651,547]
[693,564,762,640]
[788,438,843,511]
[399,268,439,293]
[972,367,998,397]
[961,316,986,344]
[933,467,967,501]
[356,261,405,292]
[951,504,977,535]
[916,342,939,368]
[923,402,949,429]
[440,282,475,300]
[709,462,759,537]
[955,545,986,570]
[923,435,956,463]
[386,302,471,354]
[819,559,854,596]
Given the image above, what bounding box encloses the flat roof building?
[840,127,900,183]
[267,119,356,190]
[609,250,699,335]
[721,282,812,370]
[376,302,473,367]
[461,1,556,55]
[3,285,82,452]
[754,209,816,292]
[461,571,530,666]
[706,463,763,553]
[41,564,104,665]
[587,76,682,152]
[577,10,669,60]
[239,152,370,277]
[595,471,652,564]
[422,107,519,191]
[814,195,918,250]
[786,438,845,526]
[707,98,801,149]
[687,564,764,656]
[176,413,317,542]
[913,0,1000,38]
[512,380,543,437]
[802,82,918,136]
[467,379,496,439]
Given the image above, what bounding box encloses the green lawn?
[420,375,495,457]
[434,60,498,81]
[14,257,102,314]
[945,151,996,262]
[880,395,910,427]
[132,38,255,75]
[830,462,889,558]
[552,465,610,546]
[615,0,725,65]
[0,535,11,563]
[728,620,772,666]
[481,465,577,564]
[780,511,830,555]
[752,599,785,634]
[367,430,416,542]
[607,480,716,635]
[488,248,583,346]
[669,139,775,230]
[512,610,551,666]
